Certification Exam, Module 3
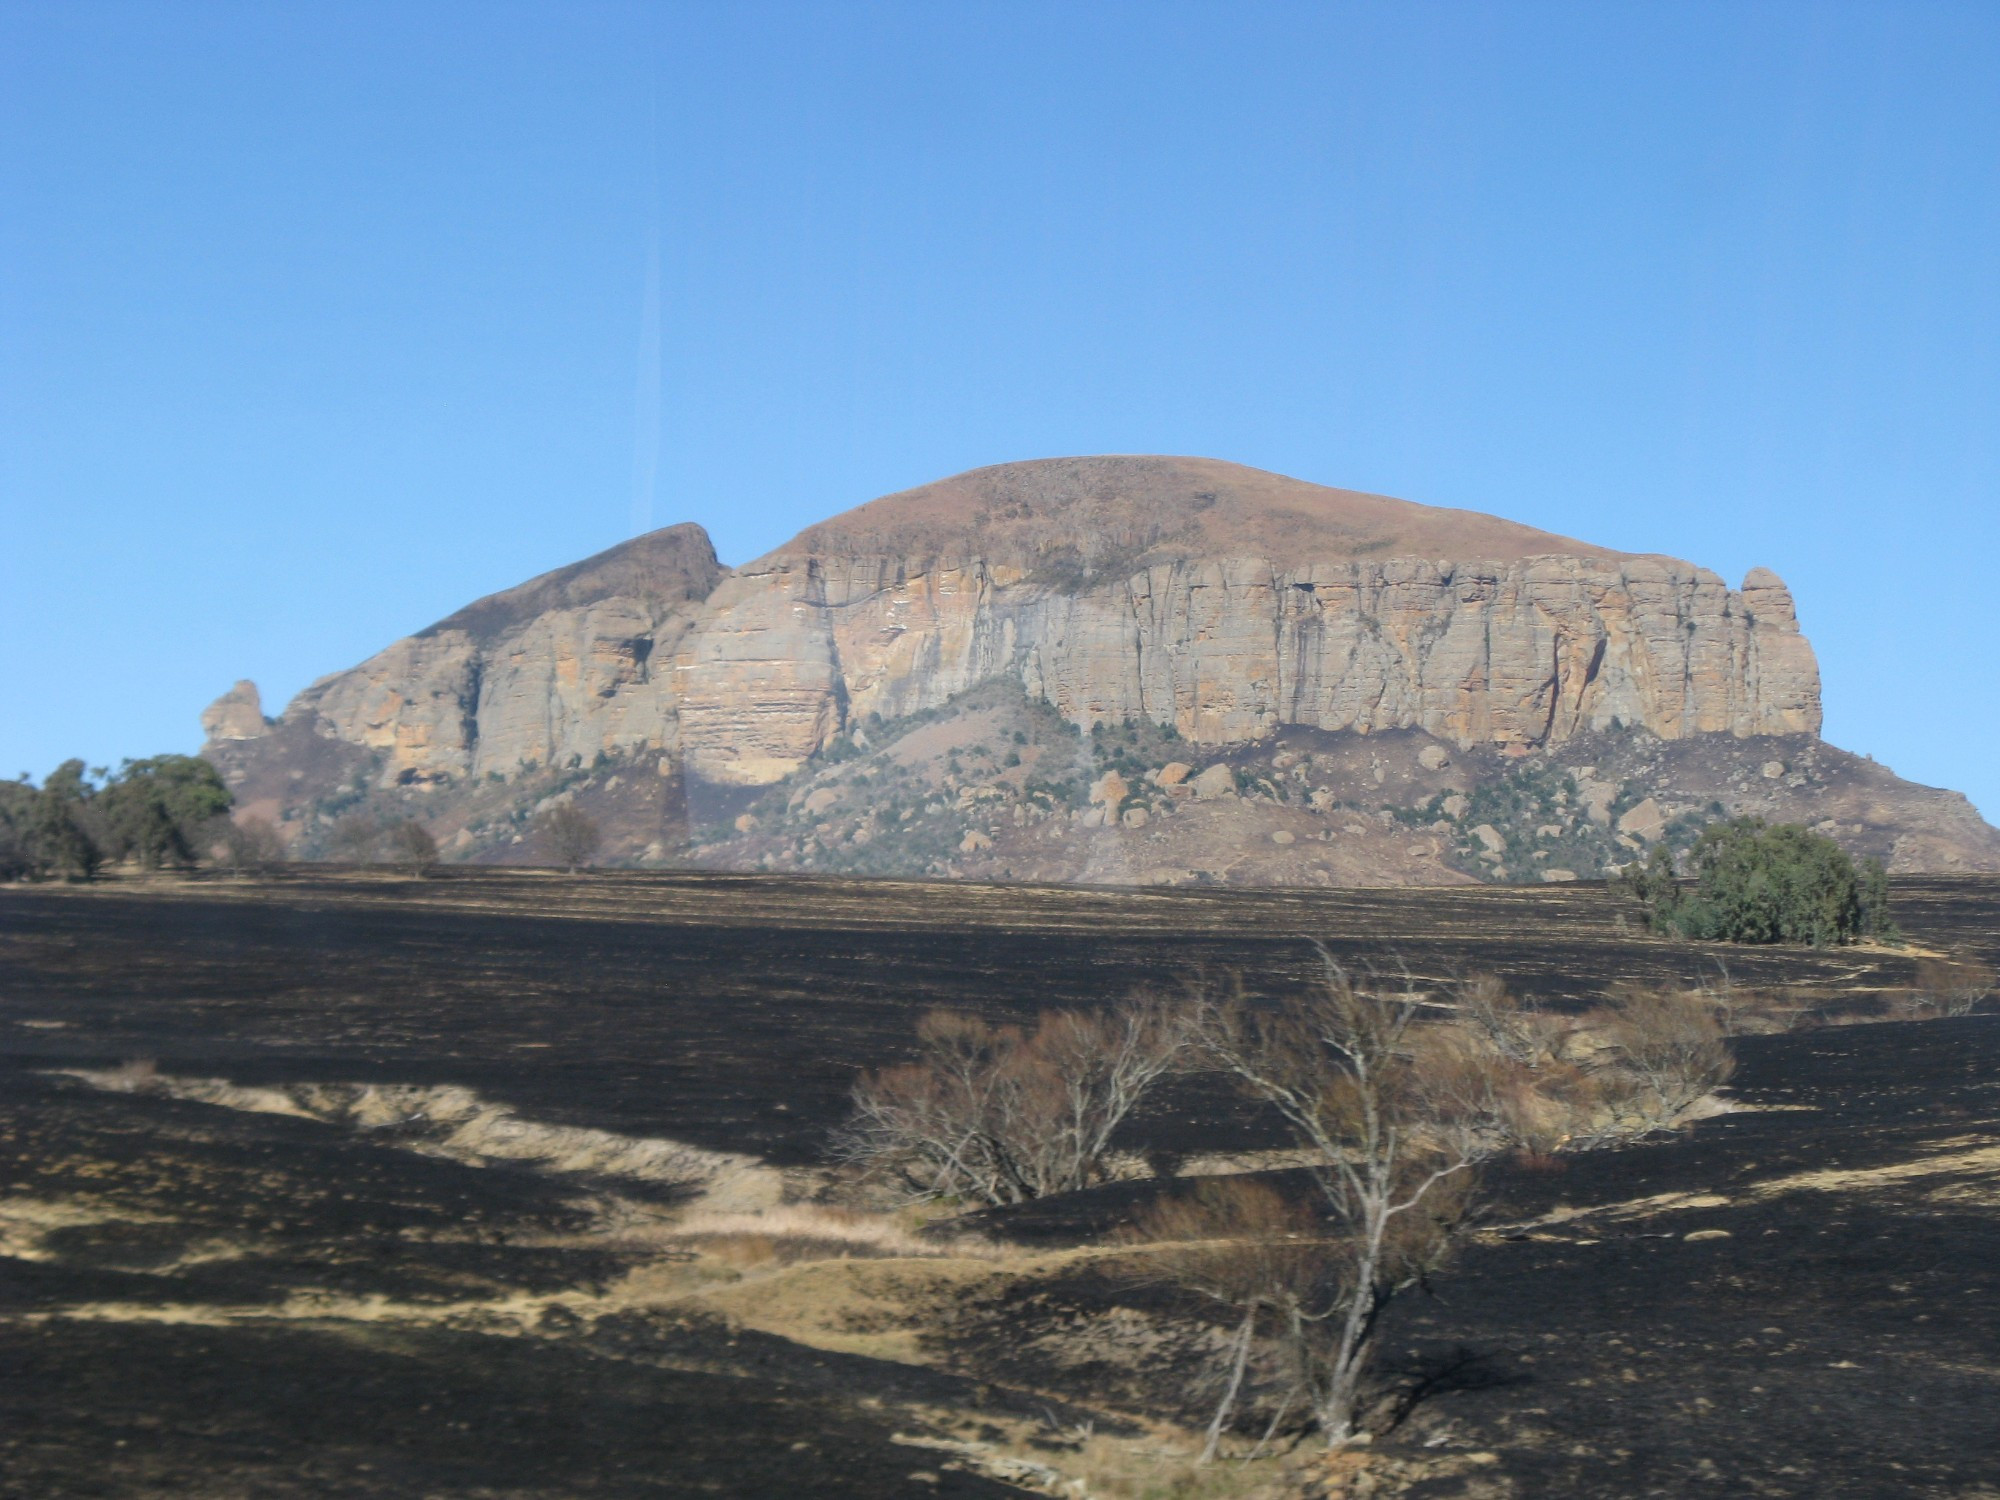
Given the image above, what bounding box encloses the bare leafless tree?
[386,819,438,878]
[1697,957,1744,1035]
[535,801,601,873]
[220,815,287,877]
[838,994,1187,1205]
[327,813,384,864]
[1194,950,1513,1448]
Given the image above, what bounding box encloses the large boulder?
[1190,764,1237,800]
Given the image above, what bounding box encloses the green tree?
[0,778,37,880]
[23,761,103,880]
[95,755,232,869]
[1621,817,1897,947]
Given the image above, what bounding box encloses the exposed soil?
[2,871,1996,1497]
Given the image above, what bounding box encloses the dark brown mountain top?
[767,455,1640,572]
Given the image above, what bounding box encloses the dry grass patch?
[665,1202,991,1262]
[683,1252,1024,1364]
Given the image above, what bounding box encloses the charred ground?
[1,871,1996,1497]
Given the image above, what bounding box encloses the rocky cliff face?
[269,523,722,783]
[668,456,1820,785]
[672,548,1821,786]
[215,458,1821,789]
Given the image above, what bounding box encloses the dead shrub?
[1593,986,1735,1123]
[219,816,287,877]
[837,993,1187,1206]
[386,819,439,877]
[1495,1057,1604,1155]
[1451,973,1570,1068]
[1708,982,1823,1034]
[534,801,601,874]
[327,813,384,864]
[1896,954,1996,1019]
[1126,1177,1330,1462]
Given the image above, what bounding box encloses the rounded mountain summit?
[679,454,1818,784]
[772,455,1633,575]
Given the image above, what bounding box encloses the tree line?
[1,756,609,881]
[0,756,247,879]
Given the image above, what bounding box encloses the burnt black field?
[2,871,1997,1498]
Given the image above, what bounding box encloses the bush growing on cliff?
[1621,817,1896,946]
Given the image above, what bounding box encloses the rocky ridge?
[282,523,721,782]
[198,456,1999,879]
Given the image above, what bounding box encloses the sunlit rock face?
[234,458,1821,788]
[199,680,267,741]
[283,522,723,783]
[668,458,1821,785]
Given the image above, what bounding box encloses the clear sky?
[3,1,1996,819]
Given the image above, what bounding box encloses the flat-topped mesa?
[224,459,1820,789]
[286,523,723,782]
[671,457,1822,785]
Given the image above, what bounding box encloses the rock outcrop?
[227,458,1824,790]
[285,523,721,782]
[200,681,267,741]
[671,458,1820,784]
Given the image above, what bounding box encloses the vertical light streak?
[631,90,663,538]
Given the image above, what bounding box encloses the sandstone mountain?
[200,456,2000,882]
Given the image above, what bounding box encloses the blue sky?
[3,1,1996,818]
